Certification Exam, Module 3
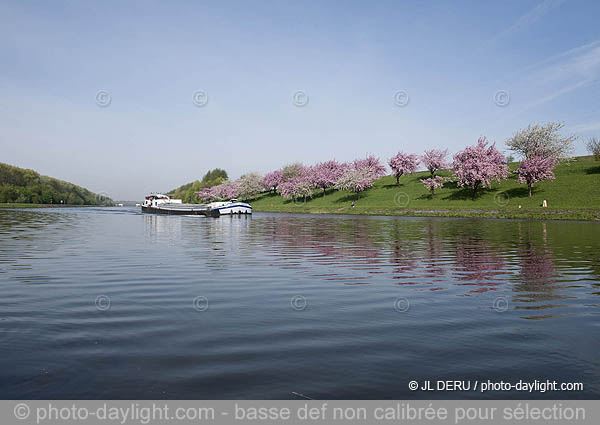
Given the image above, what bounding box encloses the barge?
[141,194,252,217]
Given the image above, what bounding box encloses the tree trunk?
[472,182,480,199]
[528,184,532,197]
[431,189,434,198]
[396,175,400,185]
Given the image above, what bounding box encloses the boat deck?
[142,203,218,216]
[158,203,210,210]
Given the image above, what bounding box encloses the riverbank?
[0,203,105,208]
[251,156,600,221]
[252,205,600,220]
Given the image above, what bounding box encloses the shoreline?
[0,203,112,209]
[249,158,600,222]
[252,206,600,221]
[3,203,598,221]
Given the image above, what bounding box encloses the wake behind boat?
[141,194,252,217]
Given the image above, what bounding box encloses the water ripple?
[0,208,599,399]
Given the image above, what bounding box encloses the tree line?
[197,122,588,202]
[0,163,113,205]
[168,168,228,203]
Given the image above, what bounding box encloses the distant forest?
[168,168,228,203]
[0,162,114,205]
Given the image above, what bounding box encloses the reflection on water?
[0,207,599,399]
[183,214,598,316]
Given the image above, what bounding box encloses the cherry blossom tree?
[506,122,576,161]
[334,166,374,199]
[422,149,449,177]
[388,152,420,185]
[352,155,386,179]
[515,156,557,197]
[420,176,447,198]
[197,180,239,201]
[294,179,315,202]
[279,177,315,202]
[278,163,318,202]
[222,182,239,199]
[263,170,283,193]
[278,180,295,200]
[308,160,346,194]
[196,187,215,201]
[453,137,509,199]
[236,172,264,200]
[281,163,306,181]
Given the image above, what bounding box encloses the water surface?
[1,207,599,399]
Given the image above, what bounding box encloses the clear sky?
[1,0,600,200]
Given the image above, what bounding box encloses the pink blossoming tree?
[281,163,306,182]
[453,137,509,199]
[196,187,214,201]
[515,156,557,197]
[278,164,316,202]
[334,166,375,199]
[388,152,420,185]
[263,170,283,193]
[420,176,447,198]
[422,149,449,177]
[308,160,346,194]
[352,155,386,179]
[279,177,315,203]
[236,172,264,201]
[197,180,239,201]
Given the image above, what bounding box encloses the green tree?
[0,162,113,205]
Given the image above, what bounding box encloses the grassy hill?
[251,156,600,220]
[0,162,113,207]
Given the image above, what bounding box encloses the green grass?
[251,156,600,220]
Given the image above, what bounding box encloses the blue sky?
[1,0,600,200]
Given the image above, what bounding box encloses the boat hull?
[212,204,252,215]
[141,205,220,217]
